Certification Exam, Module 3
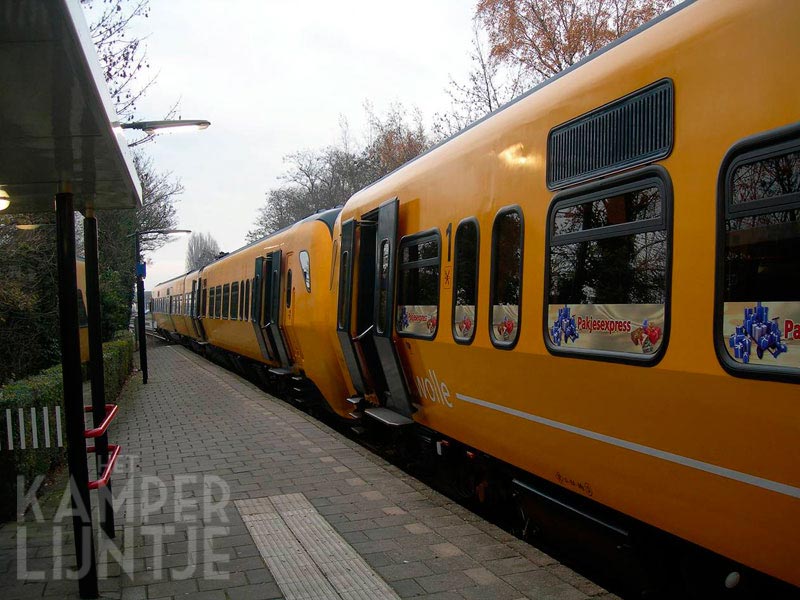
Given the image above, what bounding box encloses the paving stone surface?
[0,341,617,599]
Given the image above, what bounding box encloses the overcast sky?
[103,0,476,288]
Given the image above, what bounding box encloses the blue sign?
[136,262,146,278]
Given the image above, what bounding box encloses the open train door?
[336,219,368,396]
[264,250,291,368]
[189,278,203,339]
[194,271,208,342]
[251,256,274,361]
[251,253,291,367]
[371,198,413,419]
[337,199,413,425]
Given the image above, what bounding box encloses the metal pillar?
[135,236,148,384]
[55,191,98,599]
[84,209,115,539]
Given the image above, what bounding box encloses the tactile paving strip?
[236,494,401,600]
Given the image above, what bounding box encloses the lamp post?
[129,229,191,383]
[119,117,207,382]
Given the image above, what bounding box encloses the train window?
[490,208,523,349]
[222,283,230,319]
[214,285,222,318]
[202,281,208,318]
[245,279,251,321]
[239,280,244,320]
[453,219,479,344]
[377,240,390,334]
[299,251,311,292]
[716,126,800,380]
[231,282,239,320]
[396,231,440,339]
[286,269,293,308]
[546,169,670,363]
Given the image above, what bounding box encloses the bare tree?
[363,102,430,178]
[96,152,183,335]
[476,0,676,83]
[248,104,431,240]
[132,153,183,252]
[80,0,153,121]
[185,232,221,271]
[434,25,530,140]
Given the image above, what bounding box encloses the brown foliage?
[476,0,675,82]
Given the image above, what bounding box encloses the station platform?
[1,341,617,599]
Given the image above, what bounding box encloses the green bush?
[0,333,134,520]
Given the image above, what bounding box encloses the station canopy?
[0,0,142,214]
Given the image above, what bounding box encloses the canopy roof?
[0,0,142,213]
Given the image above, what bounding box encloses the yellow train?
[152,210,354,418]
[76,257,89,364]
[152,0,799,593]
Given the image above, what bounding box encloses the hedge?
[0,332,134,520]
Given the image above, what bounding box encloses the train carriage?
[330,0,799,589]
[151,273,183,337]
[146,0,799,591]
[152,209,356,419]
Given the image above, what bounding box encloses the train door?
[372,199,412,417]
[167,289,177,332]
[336,219,368,394]
[252,252,291,366]
[280,252,302,360]
[194,274,208,341]
[251,256,274,361]
[337,198,413,421]
[189,278,202,339]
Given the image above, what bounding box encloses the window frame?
[543,166,673,365]
[286,269,293,308]
[222,283,230,319]
[245,279,251,321]
[714,123,800,383]
[489,206,524,350]
[214,284,222,318]
[338,250,350,330]
[299,250,311,292]
[396,228,441,341]
[451,217,480,345]
[376,239,391,335]
[231,281,240,320]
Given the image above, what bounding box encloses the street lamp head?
[120,120,210,135]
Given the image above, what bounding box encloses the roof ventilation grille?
[547,79,674,189]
